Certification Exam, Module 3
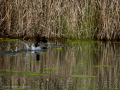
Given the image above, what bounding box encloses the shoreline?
[0,34,120,43]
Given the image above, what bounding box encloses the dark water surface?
[0,39,120,90]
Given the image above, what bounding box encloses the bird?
[35,42,40,47]
[40,38,48,43]
[34,35,48,49]
[36,35,40,42]
[36,35,48,44]
[31,44,41,50]
[34,35,40,47]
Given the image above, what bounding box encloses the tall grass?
[94,0,120,40]
[0,0,119,40]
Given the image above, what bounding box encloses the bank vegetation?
[0,0,120,40]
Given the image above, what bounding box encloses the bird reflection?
[36,53,40,61]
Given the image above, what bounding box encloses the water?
[0,39,120,90]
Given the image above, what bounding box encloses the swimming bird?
[34,35,48,50]
[35,35,41,47]
[35,42,40,47]
[34,35,48,48]
[36,35,48,43]
[31,44,41,50]
[40,38,48,43]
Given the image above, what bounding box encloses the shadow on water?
[0,39,120,90]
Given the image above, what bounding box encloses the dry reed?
[0,0,120,40]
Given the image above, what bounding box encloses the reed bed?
[0,0,119,40]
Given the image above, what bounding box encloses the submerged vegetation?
[0,0,120,40]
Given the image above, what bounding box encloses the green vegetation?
[12,55,17,56]
[44,68,60,71]
[110,59,116,60]
[5,88,23,90]
[71,75,96,78]
[26,61,41,63]
[93,65,114,67]
[55,48,63,51]
[0,38,19,42]
[2,69,48,76]
[114,54,120,56]
[0,0,119,40]
[5,88,41,90]
[0,74,6,75]
[99,87,118,89]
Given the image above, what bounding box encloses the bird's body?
[35,42,40,47]
[40,38,48,43]
[33,35,48,52]
[31,44,41,50]
[35,35,48,47]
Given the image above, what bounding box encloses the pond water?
[0,39,120,90]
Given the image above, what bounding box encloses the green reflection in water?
[73,85,93,90]
[110,59,116,60]
[2,69,48,76]
[108,54,113,56]
[26,61,41,63]
[44,68,60,71]
[114,54,120,56]
[68,49,76,51]
[99,87,118,89]
[78,61,88,64]
[55,48,63,50]
[71,75,96,78]
[39,52,47,54]
[5,88,43,90]
[23,72,48,76]
[0,74,6,75]
[93,65,114,67]
[12,55,17,56]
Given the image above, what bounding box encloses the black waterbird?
[35,35,48,47]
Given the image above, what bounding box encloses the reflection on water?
[0,39,120,90]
